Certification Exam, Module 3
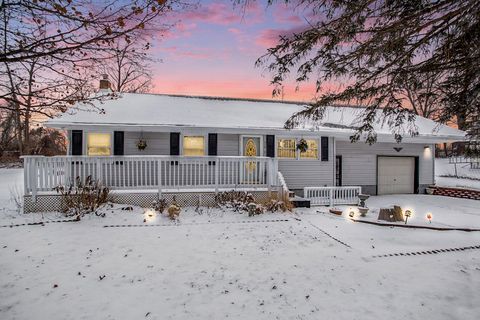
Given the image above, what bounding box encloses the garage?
[377,157,416,195]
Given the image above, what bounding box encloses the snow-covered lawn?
[435,158,480,190]
[325,194,480,229]
[1,170,480,319]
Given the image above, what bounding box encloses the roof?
[46,93,465,143]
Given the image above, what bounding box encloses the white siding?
[336,141,434,186]
[218,134,240,156]
[124,132,170,155]
[278,137,335,189]
[124,132,241,156]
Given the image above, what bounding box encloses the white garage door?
[377,157,415,195]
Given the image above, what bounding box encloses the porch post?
[30,156,39,202]
[158,159,163,197]
[214,157,219,194]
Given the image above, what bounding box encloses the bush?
[264,199,292,213]
[54,176,110,219]
[152,199,168,213]
[215,190,256,213]
[215,190,291,215]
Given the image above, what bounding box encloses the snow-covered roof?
[46,93,465,143]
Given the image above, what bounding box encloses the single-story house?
[22,87,465,211]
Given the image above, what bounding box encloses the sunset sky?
[150,0,322,101]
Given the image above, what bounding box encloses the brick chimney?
[99,74,111,90]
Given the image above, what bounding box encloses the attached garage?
[377,156,417,195]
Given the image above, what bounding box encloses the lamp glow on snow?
[404,210,412,225]
[349,210,355,218]
[144,208,156,223]
[426,212,433,223]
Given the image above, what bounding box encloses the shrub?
[215,190,256,213]
[152,199,168,213]
[54,176,110,219]
[264,199,292,213]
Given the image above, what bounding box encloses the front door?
[241,136,261,184]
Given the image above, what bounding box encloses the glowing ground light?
[404,210,412,225]
[144,209,157,223]
[349,211,355,218]
[426,212,433,223]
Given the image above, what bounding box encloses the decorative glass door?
[242,137,261,184]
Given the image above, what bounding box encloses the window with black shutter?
[113,131,124,155]
[208,133,217,156]
[170,132,180,155]
[266,135,275,158]
[321,136,329,161]
[71,130,83,155]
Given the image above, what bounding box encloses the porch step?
[290,196,311,208]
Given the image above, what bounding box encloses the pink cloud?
[255,25,309,48]
[156,46,231,61]
[175,1,263,26]
[151,76,326,102]
[272,5,303,25]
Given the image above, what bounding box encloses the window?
[87,133,111,156]
[183,136,205,156]
[300,139,318,159]
[277,139,296,158]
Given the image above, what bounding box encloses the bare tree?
[103,41,156,93]
[397,71,445,121]
[0,0,181,64]
[0,0,185,154]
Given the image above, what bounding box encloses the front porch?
[23,155,280,196]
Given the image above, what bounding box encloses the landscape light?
[349,211,355,218]
[144,208,156,223]
[426,213,433,223]
[404,210,412,225]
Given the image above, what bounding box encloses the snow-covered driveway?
[1,205,479,320]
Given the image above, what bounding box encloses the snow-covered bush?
[215,190,293,215]
[152,199,168,213]
[54,176,110,219]
[264,199,292,213]
[215,190,257,213]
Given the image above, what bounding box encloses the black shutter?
[113,131,124,155]
[321,136,329,161]
[266,135,275,158]
[208,133,217,156]
[71,130,83,155]
[170,132,180,155]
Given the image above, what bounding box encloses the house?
[22,87,465,212]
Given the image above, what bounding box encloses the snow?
[319,194,480,229]
[1,169,480,319]
[46,93,465,142]
[435,158,480,190]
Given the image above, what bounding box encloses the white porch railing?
[277,171,290,203]
[22,155,279,199]
[304,186,362,206]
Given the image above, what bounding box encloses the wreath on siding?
[296,139,309,153]
[137,139,147,150]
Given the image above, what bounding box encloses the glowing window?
[87,133,111,156]
[300,139,318,159]
[183,136,205,156]
[277,139,296,158]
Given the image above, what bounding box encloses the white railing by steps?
[304,186,362,206]
[277,171,290,203]
[22,155,279,200]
